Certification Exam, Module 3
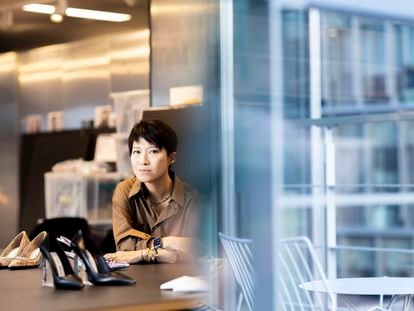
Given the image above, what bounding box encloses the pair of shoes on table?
[0,231,47,269]
[40,230,136,290]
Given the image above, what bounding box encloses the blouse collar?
[128,171,185,207]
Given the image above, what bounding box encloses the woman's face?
[130,138,176,183]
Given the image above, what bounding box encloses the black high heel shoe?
[39,233,84,290]
[71,230,135,286]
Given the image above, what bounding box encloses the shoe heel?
[56,235,92,286]
[73,254,93,286]
[42,256,54,287]
[71,230,136,286]
[40,234,84,290]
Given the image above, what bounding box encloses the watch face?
[153,237,162,249]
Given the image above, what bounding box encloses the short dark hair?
[128,119,178,155]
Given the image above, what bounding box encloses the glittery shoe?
[9,231,47,269]
[0,231,30,268]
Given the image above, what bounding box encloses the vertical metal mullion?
[399,123,409,229]
[308,6,325,267]
[324,127,337,282]
[351,16,363,107]
[309,8,322,121]
[385,21,397,105]
[270,1,285,310]
[219,2,236,311]
[309,10,337,309]
[402,26,409,71]
[220,0,235,236]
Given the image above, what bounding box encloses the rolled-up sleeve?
[112,181,150,251]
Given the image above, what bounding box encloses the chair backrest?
[218,232,254,311]
[276,236,336,311]
[29,217,90,240]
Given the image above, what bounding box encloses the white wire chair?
[277,236,337,311]
[218,232,254,311]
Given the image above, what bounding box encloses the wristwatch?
[152,236,163,250]
[147,237,163,263]
[147,236,163,250]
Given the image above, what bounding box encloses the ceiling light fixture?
[50,13,62,23]
[22,4,54,15]
[65,7,131,22]
[22,3,131,23]
[50,0,66,23]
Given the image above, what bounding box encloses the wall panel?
[0,52,18,244]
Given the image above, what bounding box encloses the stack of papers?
[160,275,209,292]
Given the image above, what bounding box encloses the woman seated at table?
[105,119,199,264]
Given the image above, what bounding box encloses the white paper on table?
[160,275,209,292]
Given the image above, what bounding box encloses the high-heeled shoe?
[39,233,84,290]
[8,231,48,269]
[0,231,30,268]
[55,235,92,286]
[71,230,135,286]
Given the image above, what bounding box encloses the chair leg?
[402,294,412,311]
[237,292,243,311]
[386,295,397,310]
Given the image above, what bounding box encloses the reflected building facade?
[278,4,414,279]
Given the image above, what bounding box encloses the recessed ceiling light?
[50,13,63,23]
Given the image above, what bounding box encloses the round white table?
[300,277,414,310]
[300,277,414,295]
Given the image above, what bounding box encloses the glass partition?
[228,1,414,309]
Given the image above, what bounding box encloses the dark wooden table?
[0,263,206,310]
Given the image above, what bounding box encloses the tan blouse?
[112,174,199,251]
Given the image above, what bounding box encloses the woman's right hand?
[104,250,143,264]
[104,248,178,264]
[162,236,198,255]
[157,248,179,263]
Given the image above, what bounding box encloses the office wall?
[18,30,150,130]
[0,53,19,245]
[0,29,150,244]
[150,0,219,107]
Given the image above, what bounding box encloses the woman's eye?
[149,149,159,154]
[132,150,140,154]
